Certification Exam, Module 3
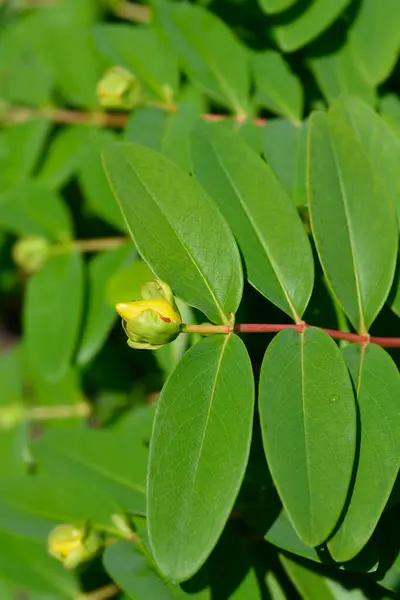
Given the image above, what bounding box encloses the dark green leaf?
[93,24,179,102]
[273,0,351,52]
[328,344,400,562]
[77,244,132,365]
[148,334,254,581]
[252,50,303,122]
[262,118,308,207]
[0,182,72,239]
[24,251,84,381]
[153,0,249,115]
[307,111,398,333]
[259,327,356,547]
[103,142,243,324]
[191,121,313,321]
[0,120,49,193]
[265,512,321,563]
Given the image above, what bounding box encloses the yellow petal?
[115,298,180,323]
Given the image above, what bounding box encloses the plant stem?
[112,0,151,23]
[183,323,400,348]
[78,584,120,600]
[53,237,128,254]
[28,402,91,421]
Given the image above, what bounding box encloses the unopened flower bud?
[12,235,51,273]
[116,280,181,350]
[0,403,25,430]
[48,524,102,569]
[97,66,141,111]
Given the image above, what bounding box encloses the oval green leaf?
[147,334,254,581]
[103,142,243,324]
[24,251,84,382]
[328,343,400,562]
[191,121,313,321]
[259,327,356,547]
[258,0,295,14]
[307,111,398,333]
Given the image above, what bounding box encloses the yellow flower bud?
[48,524,102,569]
[116,280,182,350]
[97,66,141,111]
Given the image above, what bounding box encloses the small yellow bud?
[12,235,51,273]
[48,524,102,569]
[97,66,141,111]
[116,280,182,350]
[0,403,25,430]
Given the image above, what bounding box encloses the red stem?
[186,323,400,348]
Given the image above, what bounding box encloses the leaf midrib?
[299,330,313,541]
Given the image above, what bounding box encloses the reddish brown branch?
[184,323,400,348]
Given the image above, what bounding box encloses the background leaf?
[148,334,254,581]
[103,141,243,324]
[259,327,356,546]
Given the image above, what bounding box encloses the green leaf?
[93,24,179,102]
[106,259,151,308]
[103,142,243,324]
[0,182,72,240]
[0,530,78,597]
[161,102,201,172]
[265,512,321,563]
[37,125,91,190]
[259,327,356,547]
[77,244,132,365]
[0,120,50,193]
[148,334,254,581]
[124,107,168,152]
[78,128,126,231]
[104,541,210,599]
[330,96,400,225]
[257,0,295,14]
[328,344,400,562]
[191,121,313,321]
[262,118,308,207]
[252,50,303,122]
[307,111,398,333]
[380,93,400,139]
[153,0,249,115]
[24,251,84,381]
[309,43,376,107]
[348,0,400,86]
[273,0,351,52]
[32,427,148,515]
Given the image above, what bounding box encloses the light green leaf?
[380,93,400,139]
[78,128,126,231]
[32,426,148,515]
[273,0,351,52]
[148,334,254,581]
[77,244,132,365]
[348,0,400,86]
[191,121,313,321]
[24,251,84,381]
[330,96,400,225]
[103,142,243,324]
[309,43,376,107]
[106,259,151,307]
[328,344,400,562]
[0,182,72,240]
[93,23,179,102]
[252,50,303,122]
[259,327,356,547]
[153,0,249,115]
[258,0,295,14]
[37,125,91,190]
[124,107,168,151]
[161,102,201,172]
[307,111,398,333]
[0,120,50,193]
[262,118,308,207]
